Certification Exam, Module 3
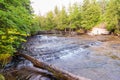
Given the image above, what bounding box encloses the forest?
[0,0,120,73]
[32,0,120,35]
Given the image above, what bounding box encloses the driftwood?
[18,53,90,80]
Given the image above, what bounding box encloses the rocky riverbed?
[3,35,120,80]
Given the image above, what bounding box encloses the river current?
[3,35,120,80]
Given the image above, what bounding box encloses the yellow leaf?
[1,36,6,39]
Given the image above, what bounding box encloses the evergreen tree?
[68,3,81,31]
[30,15,41,34]
[53,6,60,30]
[0,0,32,65]
[54,6,59,16]
[105,0,120,34]
[45,11,55,30]
[81,0,101,31]
[56,6,68,31]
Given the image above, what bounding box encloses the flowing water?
[3,35,120,80]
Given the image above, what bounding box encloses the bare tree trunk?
[17,53,90,80]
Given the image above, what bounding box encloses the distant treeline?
[32,0,120,35]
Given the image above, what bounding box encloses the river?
[3,35,120,80]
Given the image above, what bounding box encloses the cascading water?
[3,35,120,80]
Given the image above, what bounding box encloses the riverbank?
[2,34,120,80]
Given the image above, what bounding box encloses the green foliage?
[56,7,68,30]
[0,53,11,66]
[0,0,119,66]
[105,0,120,32]
[0,0,32,64]
[54,6,59,15]
[81,0,101,30]
[45,11,55,30]
[30,15,41,34]
[68,3,81,30]
[29,0,120,35]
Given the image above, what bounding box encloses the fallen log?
[17,52,90,80]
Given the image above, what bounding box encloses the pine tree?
[56,6,68,31]
[53,6,60,30]
[81,0,101,31]
[54,6,59,16]
[105,0,120,34]
[45,11,55,30]
[0,0,32,65]
[68,3,81,32]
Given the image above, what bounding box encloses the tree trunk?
[17,53,90,80]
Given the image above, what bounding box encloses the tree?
[68,3,81,32]
[105,0,120,34]
[56,6,68,31]
[0,0,32,65]
[98,0,107,14]
[81,0,101,31]
[53,6,60,30]
[45,11,55,30]
[30,15,41,34]
[54,6,59,16]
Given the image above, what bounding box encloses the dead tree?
[18,52,90,80]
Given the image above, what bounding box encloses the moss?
[0,74,5,80]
